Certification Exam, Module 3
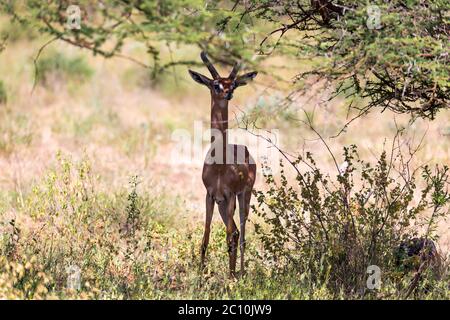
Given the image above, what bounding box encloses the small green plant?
[2,219,20,260]
[36,51,93,86]
[0,80,7,104]
[125,175,142,238]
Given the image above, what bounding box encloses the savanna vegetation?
[0,1,449,299]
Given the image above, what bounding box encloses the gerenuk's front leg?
[226,195,238,277]
[200,193,214,271]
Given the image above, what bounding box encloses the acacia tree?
[246,0,449,119]
[1,0,448,118]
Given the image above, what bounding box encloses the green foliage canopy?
[1,0,449,118]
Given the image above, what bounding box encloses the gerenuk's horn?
[229,62,240,80]
[200,51,220,79]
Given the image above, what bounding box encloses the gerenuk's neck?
[210,98,228,148]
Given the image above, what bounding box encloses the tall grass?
[0,151,448,299]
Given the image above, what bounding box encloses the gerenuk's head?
[189,51,257,101]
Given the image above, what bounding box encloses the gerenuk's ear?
[189,70,212,87]
[235,71,258,87]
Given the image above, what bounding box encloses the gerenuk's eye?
[213,83,222,93]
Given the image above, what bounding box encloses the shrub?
[36,51,93,86]
[0,20,38,42]
[253,140,450,298]
[0,111,33,155]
